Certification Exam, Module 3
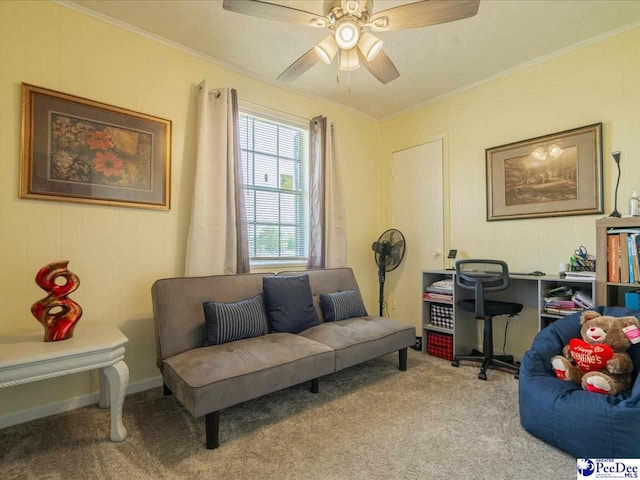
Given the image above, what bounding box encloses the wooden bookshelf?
[595,217,640,305]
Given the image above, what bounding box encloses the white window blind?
[238,110,309,261]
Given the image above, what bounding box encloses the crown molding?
[53,0,377,121]
[380,18,640,122]
[54,1,640,122]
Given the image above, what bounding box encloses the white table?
[0,324,129,441]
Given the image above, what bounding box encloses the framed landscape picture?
[20,83,171,209]
[486,123,602,221]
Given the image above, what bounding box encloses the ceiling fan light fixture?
[342,0,360,14]
[340,48,360,71]
[314,35,338,64]
[371,17,389,29]
[358,32,383,61]
[309,17,328,28]
[335,20,360,49]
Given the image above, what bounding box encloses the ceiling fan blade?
[358,50,400,84]
[223,0,325,27]
[278,48,321,82]
[369,0,480,32]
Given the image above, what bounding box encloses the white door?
[388,140,444,330]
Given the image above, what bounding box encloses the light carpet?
[0,350,574,479]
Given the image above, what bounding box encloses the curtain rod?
[198,85,221,98]
[197,83,310,123]
[240,99,310,123]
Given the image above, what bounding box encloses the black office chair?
[451,259,522,380]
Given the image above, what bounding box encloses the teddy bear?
[551,310,640,395]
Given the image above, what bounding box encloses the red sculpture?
[31,261,82,342]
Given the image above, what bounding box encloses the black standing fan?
[372,229,406,316]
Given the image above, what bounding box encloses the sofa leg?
[163,384,172,396]
[399,348,407,371]
[310,378,319,394]
[205,411,220,449]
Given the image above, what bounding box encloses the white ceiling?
[69,0,640,119]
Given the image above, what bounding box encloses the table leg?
[104,360,129,442]
[99,368,110,408]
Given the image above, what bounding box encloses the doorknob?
[432,250,441,258]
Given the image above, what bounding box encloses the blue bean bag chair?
[519,306,640,458]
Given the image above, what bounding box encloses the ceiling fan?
[222,0,480,84]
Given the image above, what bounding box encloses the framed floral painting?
[20,83,171,209]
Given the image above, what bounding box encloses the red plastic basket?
[426,331,453,360]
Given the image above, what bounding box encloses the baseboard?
[0,375,163,429]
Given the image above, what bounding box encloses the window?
[238,108,309,264]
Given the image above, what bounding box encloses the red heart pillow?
[569,338,614,372]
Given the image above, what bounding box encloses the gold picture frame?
[20,83,171,210]
[486,123,603,221]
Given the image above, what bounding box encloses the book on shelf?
[544,300,576,308]
[542,286,593,315]
[544,285,573,297]
[572,290,594,309]
[621,232,630,283]
[607,233,620,283]
[632,233,640,283]
[422,292,453,303]
[426,279,453,292]
[563,271,596,279]
[607,228,640,234]
[424,286,453,295]
[629,235,636,284]
[606,228,640,284]
[544,307,582,316]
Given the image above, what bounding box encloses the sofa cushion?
[320,290,367,322]
[278,268,365,323]
[163,333,335,416]
[152,273,274,363]
[263,275,319,333]
[203,294,267,346]
[299,316,415,371]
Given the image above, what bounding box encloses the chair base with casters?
[451,260,522,380]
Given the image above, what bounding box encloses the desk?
[0,324,129,441]
[422,271,596,360]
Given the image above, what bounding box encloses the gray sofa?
[151,267,415,448]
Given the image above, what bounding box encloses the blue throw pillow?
[320,290,367,322]
[203,294,267,346]
[263,275,319,333]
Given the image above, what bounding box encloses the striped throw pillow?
[320,290,367,322]
[203,294,267,346]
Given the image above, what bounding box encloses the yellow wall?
[380,26,640,356]
[3,0,640,419]
[0,1,382,416]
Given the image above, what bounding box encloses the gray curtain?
[185,81,249,276]
[231,89,250,273]
[307,117,347,269]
